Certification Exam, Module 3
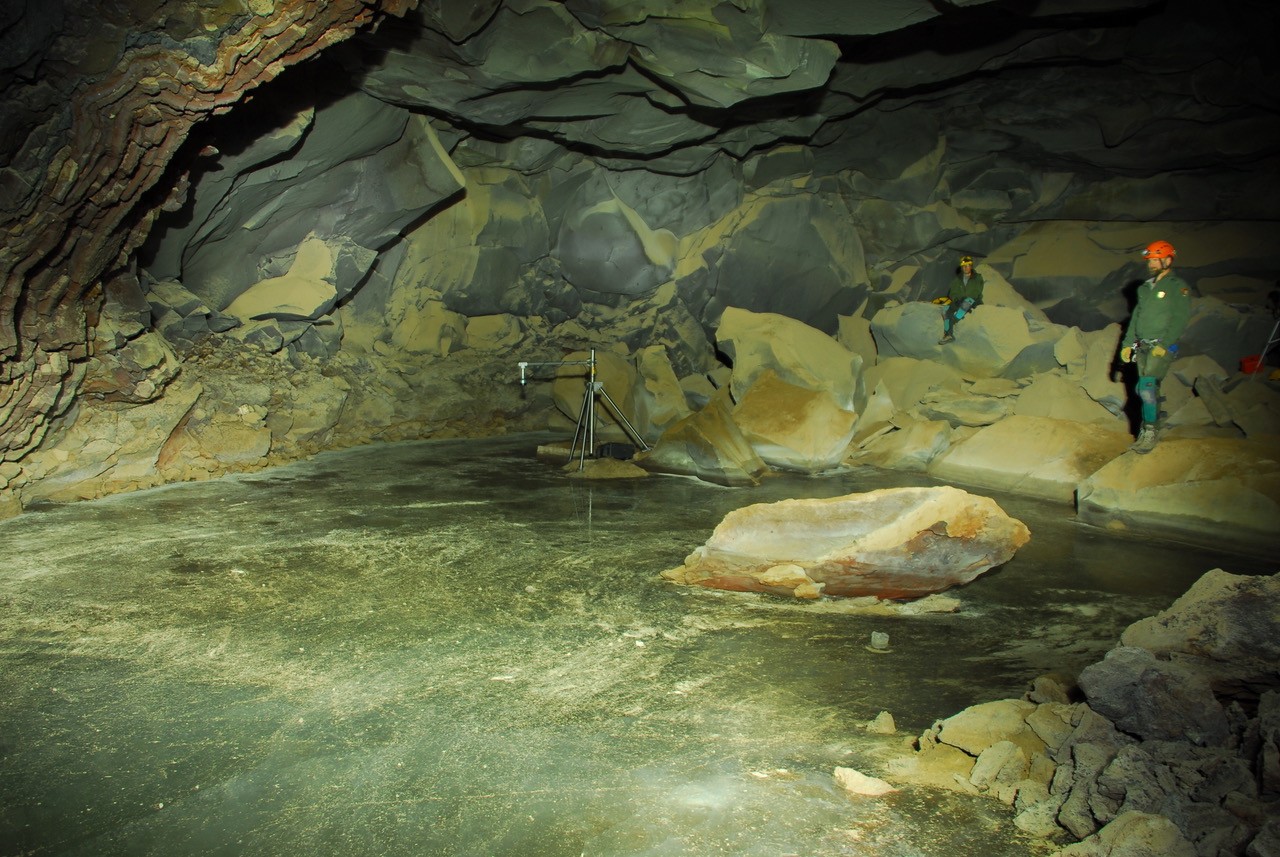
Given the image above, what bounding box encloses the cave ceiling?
[1,0,1278,467]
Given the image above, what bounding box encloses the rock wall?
[0,0,417,511]
[3,0,1280,521]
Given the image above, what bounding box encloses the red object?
[1241,355,1264,374]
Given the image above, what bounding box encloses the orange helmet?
[1141,240,1176,260]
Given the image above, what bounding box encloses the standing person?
[1120,239,1193,454]
[938,255,984,343]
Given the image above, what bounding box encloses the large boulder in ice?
[661,486,1030,599]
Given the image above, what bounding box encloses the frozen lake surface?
[1,433,1266,857]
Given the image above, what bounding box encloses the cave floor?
[0,433,1268,857]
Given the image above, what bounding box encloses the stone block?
[848,416,950,473]
[717,306,866,412]
[732,369,857,472]
[637,388,768,487]
[663,485,1029,599]
[929,414,1130,502]
[1076,437,1280,551]
[1078,646,1230,746]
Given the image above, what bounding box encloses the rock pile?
[883,569,1280,857]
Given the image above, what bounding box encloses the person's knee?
[1137,376,1159,405]
[1137,376,1160,422]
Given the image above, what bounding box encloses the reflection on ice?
[0,434,1267,857]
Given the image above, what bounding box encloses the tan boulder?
[184,412,273,465]
[848,416,951,472]
[929,415,1132,502]
[978,264,1054,326]
[1170,354,1230,388]
[837,312,878,366]
[870,299,1045,378]
[883,741,979,792]
[1223,379,1280,437]
[662,485,1030,599]
[1119,569,1280,698]
[551,349,639,438]
[1053,811,1196,857]
[21,378,205,502]
[732,369,857,472]
[1013,374,1128,428]
[223,235,335,321]
[935,699,1045,759]
[920,389,1010,427]
[633,345,693,437]
[464,314,527,351]
[869,301,950,360]
[678,372,718,410]
[937,304,1044,378]
[1076,436,1280,549]
[863,356,965,415]
[716,306,865,412]
[637,388,768,487]
[849,378,899,442]
[1076,325,1127,414]
[389,297,468,357]
[834,767,898,797]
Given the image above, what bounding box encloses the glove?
[932,297,952,305]
[1120,347,1133,363]
[1150,345,1167,358]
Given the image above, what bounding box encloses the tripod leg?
[570,383,594,469]
[597,389,651,451]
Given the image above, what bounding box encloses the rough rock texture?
[3,0,1280,528]
[637,388,768,488]
[1,0,415,466]
[661,486,1030,599]
[884,569,1280,857]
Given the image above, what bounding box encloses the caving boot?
[1129,422,1159,454]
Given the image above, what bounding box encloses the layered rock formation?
[2,0,1279,527]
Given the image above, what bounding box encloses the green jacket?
[1124,273,1193,346]
[947,271,984,305]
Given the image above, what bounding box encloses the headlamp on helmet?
[1141,240,1176,261]
[959,256,974,265]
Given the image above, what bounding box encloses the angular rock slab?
[1076,436,1280,552]
[732,369,857,473]
[662,486,1030,599]
[637,389,768,488]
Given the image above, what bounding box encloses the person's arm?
[1164,277,1193,344]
